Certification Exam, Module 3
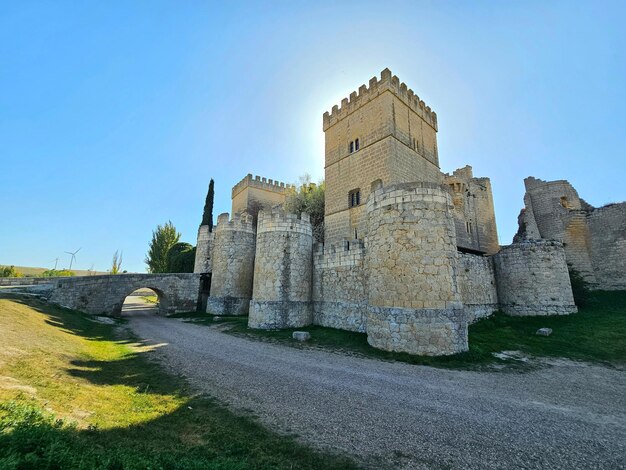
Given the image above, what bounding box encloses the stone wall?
[248,210,313,329]
[493,240,577,316]
[206,213,256,315]
[364,183,468,356]
[444,166,500,255]
[0,277,54,287]
[587,202,626,290]
[312,240,367,332]
[193,225,214,274]
[515,176,626,290]
[457,252,498,322]
[47,273,200,316]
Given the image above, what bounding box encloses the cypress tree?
[201,179,215,231]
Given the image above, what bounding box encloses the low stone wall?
[312,240,367,332]
[457,252,498,322]
[47,273,201,316]
[493,240,577,316]
[0,277,53,287]
[248,210,313,329]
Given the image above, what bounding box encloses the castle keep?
[193,68,604,356]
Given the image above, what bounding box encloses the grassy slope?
[0,296,356,469]
[2,266,108,276]
[176,290,626,369]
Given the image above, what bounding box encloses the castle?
[193,68,625,356]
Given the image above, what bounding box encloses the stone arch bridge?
[34,273,203,316]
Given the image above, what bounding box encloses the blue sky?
[1,1,624,273]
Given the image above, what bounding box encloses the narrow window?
[349,189,361,207]
[355,138,360,151]
[412,138,416,150]
[349,141,354,153]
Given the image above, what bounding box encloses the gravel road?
[123,297,626,469]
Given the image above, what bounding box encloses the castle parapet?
[323,68,438,132]
[231,173,295,200]
[215,212,256,234]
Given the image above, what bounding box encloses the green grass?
[0,296,357,469]
[174,290,626,370]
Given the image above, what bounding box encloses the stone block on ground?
[536,327,553,336]
[292,331,311,342]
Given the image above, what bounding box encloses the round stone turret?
[193,224,214,274]
[364,182,468,356]
[206,212,256,315]
[248,209,314,329]
[493,240,577,316]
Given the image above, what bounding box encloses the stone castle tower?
[323,68,442,244]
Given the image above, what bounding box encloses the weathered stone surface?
[292,331,311,341]
[46,273,201,316]
[364,183,468,355]
[193,225,214,274]
[457,252,498,323]
[248,209,313,329]
[493,240,577,316]
[208,212,256,315]
[515,177,626,290]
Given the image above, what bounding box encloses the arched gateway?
[46,273,201,316]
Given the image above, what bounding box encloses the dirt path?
[122,297,626,469]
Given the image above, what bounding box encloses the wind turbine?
[65,248,81,270]
[51,258,59,270]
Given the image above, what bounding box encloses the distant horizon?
[2,1,624,273]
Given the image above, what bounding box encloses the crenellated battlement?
[215,212,256,234]
[256,208,312,235]
[322,68,438,132]
[232,173,296,199]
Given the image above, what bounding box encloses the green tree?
[166,242,195,273]
[285,175,325,242]
[145,221,181,273]
[0,266,22,278]
[41,269,75,277]
[201,179,215,231]
[110,250,123,274]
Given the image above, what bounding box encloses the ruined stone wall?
[231,173,294,216]
[493,240,577,316]
[457,252,498,322]
[323,68,441,245]
[248,210,313,329]
[193,225,214,274]
[444,166,499,255]
[312,240,367,332]
[206,213,256,315]
[364,183,468,356]
[520,177,596,284]
[587,203,626,290]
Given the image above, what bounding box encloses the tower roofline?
[322,68,438,132]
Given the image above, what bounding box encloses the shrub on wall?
[285,176,325,242]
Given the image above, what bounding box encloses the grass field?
[1,265,109,276]
[175,290,626,370]
[0,296,356,469]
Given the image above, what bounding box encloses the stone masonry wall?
[312,240,367,332]
[193,225,214,274]
[47,273,200,316]
[364,183,468,356]
[457,252,498,322]
[206,213,256,315]
[248,210,313,329]
[493,240,577,316]
[587,202,626,290]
